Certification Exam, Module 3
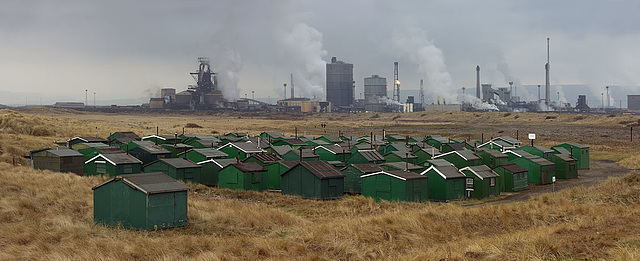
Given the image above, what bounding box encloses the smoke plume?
[460,94,499,111]
[392,26,455,103]
[281,23,327,100]
[213,49,242,101]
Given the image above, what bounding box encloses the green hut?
[348,150,385,164]
[506,150,556,185]
[476,149,509,169]
[440,143,467,153]
[184,137,220,149]
[73,142,110,152]
[378,142,409,155]
[420,159,454,168]
[143,158,202,183]
[160,143,193,158]
[340,164,383,194]
[31,148,84,175]
[85,153,142,177]
[494,163,529,192]
[218,162,268,191]
[315,135,342,144]
[271,138,307,149]
[67,137,108,150]
[433,150,483,168]
[426,135,452,149]
[92,172,188,230]
[259,131,285,140]
[313,145,351,162]
[281,161,345,200]
[552,143,589,169]
[124,141,172,165]
[266,145,292,157]
[549,153,578,179]
[78,146,125,162]
[196,158,237,186]
[412,145,442,164]
[477,140,515,152]
[420,165,469,201]
[218,142,264,160]
[460,165,501,198]
[360,170,428,202]
[180,148,228,163]
[264,161,298,190]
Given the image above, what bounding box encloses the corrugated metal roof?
[197,158,237,168]
[300,161,346,179]
[191,148,227,158]
[315,145,349,154]
[425,159,454,167]
[422,165,466,179]
[358,150,385,162]
[102,153,143,165]
[118,172,188,194]
[230,162,267,173]
[222,142,264,153]
[46,148,83,157]
[522,155,555,166]
[350,163,383,174]
[456,150,481,161]
[553,153,577,162]
[387,170,427,180]
[447,143,467,151]
[552,147,571,154]
[564,142,589,149]
[499,163,527,173]
[247,153,282,163]
[270,145,292,155]
[161,158,201,169]
[463,165,499,179]
[281,161,299,168]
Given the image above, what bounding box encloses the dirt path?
[488,161,631,204]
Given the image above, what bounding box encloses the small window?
[490,177,496,187]
[96,161,106,174]
[466,178,474,185]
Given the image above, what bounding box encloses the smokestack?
[393,62,400,102]
[476,65,481,99]
[290,73,295,99]
[545,37,550,107]
[283,83,287,99]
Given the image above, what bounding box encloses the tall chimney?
[290,73,295,99]
[545,37,550,108]
[476,65,481,99]
[283,83,287,99]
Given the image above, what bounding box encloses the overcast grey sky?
[2,0,640,106]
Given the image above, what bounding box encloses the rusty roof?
[247,153,282,163]
[299,161,345,179]
[358,150,385,162]
[498,163,527,173]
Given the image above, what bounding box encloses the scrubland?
[1,108,640,260]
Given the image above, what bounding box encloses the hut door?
[541,167,547,185]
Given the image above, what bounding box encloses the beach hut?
[218,142,265,160]
[505,150,556,185]
[360,170,428,202]
[433,150,483,168]
[553,143,589,169]
[420,165,469,201]
[281,161,345,200]
[31,148,84,175]
[549,153,578,179]
[494,163,529,192]
[348,150,386,164]
[143,158,202,183]
[460,165,501,198]
[196,158,237,186]
[85,153,142,177]
[476,149,509,169]
[218,162,268,191]
[92,172,188,230]
[340,164,383,194]
[264,161,298,190]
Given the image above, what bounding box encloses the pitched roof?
[386,134,407,141]
[270,145,292,156]
[197,158,237,168]
[141,135,177,141]
[424,159,454,167]
[92,172,188,195]
[68,136,108,143]
[316,135,342,143]
[288,149,320,158]
[281,161,299,168]
[219,142,264,153]
[229,162,267,173]
[78,142,110,148]
[461,165,499,180]
[563,142,589,149]
[553,153,577,162]
[279,138,307,145]
[494,136,522,145]
[498,163,527,173]
[133,143,171,155]
[188,148,228,158]
[109,132,140,143]
[357,150,385,162]
[160,158,201,169]
[552,147,571,155]
[387,150,418,159]
[45,148,83,157]
[95,147,126,154]
[246,153,282,163]
[262,131,285,139]
[478,148,508,158]
[86,153,142,165]
[348,163,383,174]
[361,170,426,181]
[413,145,442,156]
[315,145,350,154]
[446,143,467,151]
[519,145,554,153]
[421,165,466,179]
[295,161,345,179]
[435,150,481,161]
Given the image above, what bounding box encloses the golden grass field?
[2,107,640,260]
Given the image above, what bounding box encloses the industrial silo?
[326,57,354,107]
[364,75,387,112]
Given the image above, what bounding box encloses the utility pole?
[85,89,88,107]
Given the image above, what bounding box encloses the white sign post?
[528,133,536,146]
[552,176,556,192]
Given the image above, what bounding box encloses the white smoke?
[391,27,456,103]
[378,96,403,106]
[460,94,499,111]
[281,23,327,100]
[214,49,242,101]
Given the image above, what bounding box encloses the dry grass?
[2,108,640,259]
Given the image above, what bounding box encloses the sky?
[2,0,640,107]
